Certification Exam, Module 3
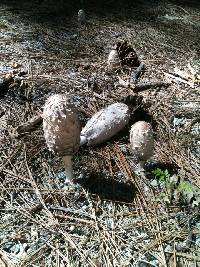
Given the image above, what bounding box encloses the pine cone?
[116,41,140,68]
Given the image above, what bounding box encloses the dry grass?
[0,0,200,266]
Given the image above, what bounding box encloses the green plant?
[178,181,193,193]
[151,168,173,189]
[151,168,194,204]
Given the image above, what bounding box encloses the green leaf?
[178,181,193,193]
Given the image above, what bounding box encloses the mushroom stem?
[137,161,145,172]
[80,135,87,146]
[62,155,73,183]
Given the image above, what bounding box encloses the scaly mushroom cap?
[130,121,154,162]
[43,94,80,156]
[81,102,130,145]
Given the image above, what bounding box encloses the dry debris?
[0,0,199,266]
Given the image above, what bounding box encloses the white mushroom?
[107,48,121,70]
[43,94,80,183]
[78,9,86,24]
[130,121,154,170]
[80,102,130,146]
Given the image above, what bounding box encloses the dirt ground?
[0,0,200,266]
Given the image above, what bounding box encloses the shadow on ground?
[77,171,137,203]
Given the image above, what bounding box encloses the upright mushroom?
[78,9,86,24]
[107,47,121,70]
[130,121,154,171]
[80,102,130,146]
[43,94,80,183]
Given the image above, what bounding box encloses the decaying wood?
[134,81,171,92]
[15,115,42,135]
[117,76,171,91]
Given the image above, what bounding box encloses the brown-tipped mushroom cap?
[130,121,154,162]
[43,94,80,156]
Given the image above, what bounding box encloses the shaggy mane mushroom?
[43,94,80,183]
[130,121,154,171]
[107,47,121,70]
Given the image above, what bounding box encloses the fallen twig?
[0,249,14,267]
[134,81,171,92]
[164,72,194,87]
[15,115,42,135]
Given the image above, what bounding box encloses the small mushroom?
[80,102,130,146]
[78,9,86,24]
[43,94,80,183]
[130,121,154,170]
[107,48,121,70]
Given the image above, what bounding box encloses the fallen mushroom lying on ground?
[130,121,154,171]
[43,94,81,184]
[80,102,130,146]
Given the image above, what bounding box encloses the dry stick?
[59,230,98,267]
[23,145,55,221]
[134,81,171,92]
[167,251,200,262]
[164,72,194,87]
[0,147,21,171]
[154,210,168,267]
[44,240,70,265]
[84,189,117,266]
[0,249,15,267]
[54,214,95,226]
[28,195,52,214]
[19,243,47,267]
[173,241,177,267]
[15,115,42,135]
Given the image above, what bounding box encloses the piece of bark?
[15,115,42,135]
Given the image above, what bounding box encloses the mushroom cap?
[81,102,130,145]
[130,121,154,162]
[107,49,121,69]
[43,94,80,156]
[78,9,86,23]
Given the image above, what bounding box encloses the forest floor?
[0,0,200,266]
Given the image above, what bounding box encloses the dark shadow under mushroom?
[76,171,137,203]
